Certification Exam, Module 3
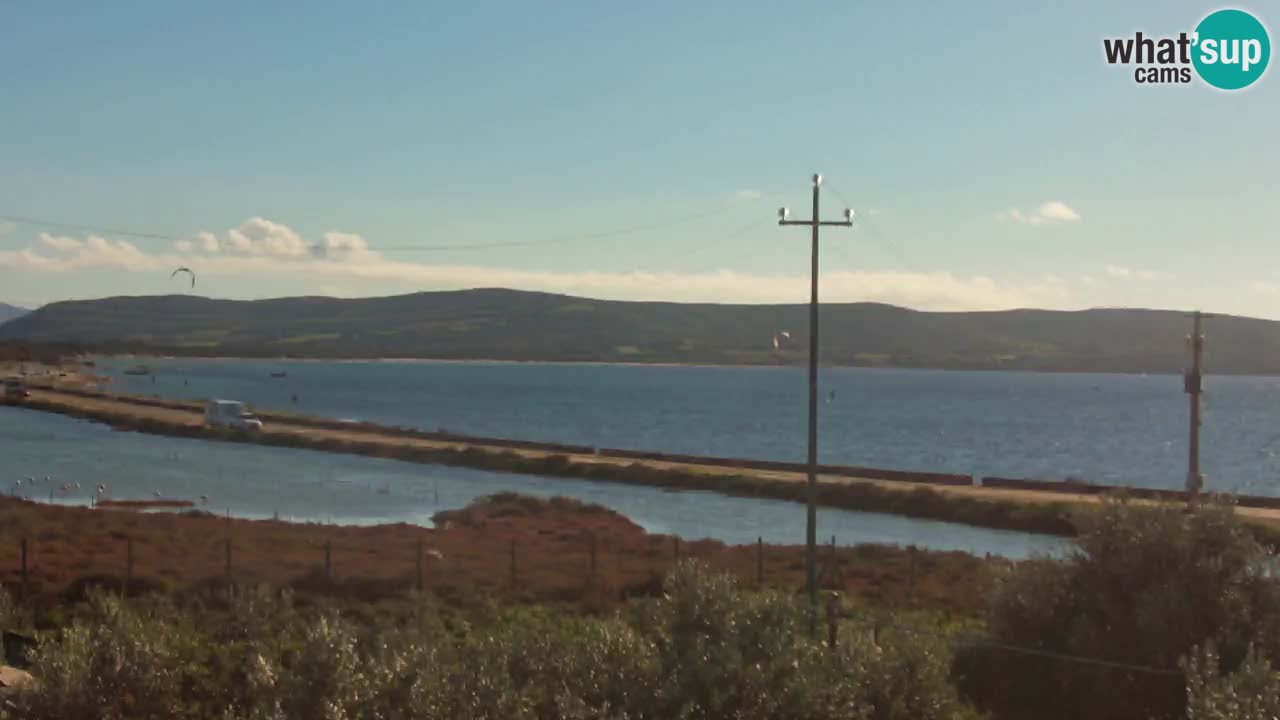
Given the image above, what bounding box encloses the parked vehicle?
[2,378,30,400]
[203,399,264,431]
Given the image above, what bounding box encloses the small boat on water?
[270,371,288,378]
[123,365,150,376]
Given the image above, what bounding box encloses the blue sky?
[1,1,1276,316]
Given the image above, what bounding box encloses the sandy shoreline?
[80,353,1197,377]
[90,353,795,371]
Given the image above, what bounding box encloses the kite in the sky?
[171,267,195,288]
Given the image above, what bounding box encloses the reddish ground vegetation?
[0,493,998,617]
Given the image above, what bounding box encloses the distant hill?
[1,289,1276,374]
[0,302,29,325]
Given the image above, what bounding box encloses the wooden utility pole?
[778,174,854,635]
[1184,311,1215,499]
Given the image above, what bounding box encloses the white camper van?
[204,400,264,431]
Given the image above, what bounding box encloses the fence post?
[20,538,28,600]
[826,593,839,649]
[756,536,764,586]
[826,535,837,586]
[509,540,518,589]
[324,540,332,582]
[907,545,918,608]
[416,539,424,592]
[589,532,598,581]
[125,536,133,597]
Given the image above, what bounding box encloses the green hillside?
[1,288,1274,373]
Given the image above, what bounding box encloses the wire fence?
[0,530,1184,681]
[3,530,799,603]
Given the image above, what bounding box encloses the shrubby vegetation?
[959,498,1280,720]
[2,563,973,720]
[5,498,1280,719]
[1183,645,1280,720]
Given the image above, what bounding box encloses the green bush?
[962,498,1280,720]
[6,563,979,720]
[11,591,198,720]
[1184,644,1280,720]
[627,562,975,720]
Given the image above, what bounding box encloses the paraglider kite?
[172,265,197,286]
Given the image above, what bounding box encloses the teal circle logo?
[1192,9,1270,90]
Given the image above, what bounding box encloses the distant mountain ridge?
[0,302,29,325]
[1,288,1277,374]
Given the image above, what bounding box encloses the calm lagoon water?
[0,407,1062,558]
[97,358,1280,496]
[25,356,1273,559]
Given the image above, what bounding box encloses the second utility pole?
[1184,310,1215,499]
[779,173,853,635]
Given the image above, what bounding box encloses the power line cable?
[0,213,179,242]
[373,195,786,254]
[1,187,792,256]
[844,606,1184,678]
[821,184,924,273]
[629,218,769,273]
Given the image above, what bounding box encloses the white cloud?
[39,233,84,252]
[318,231,375,260]
[7,233,164,273]
[223,217,310,257]
[735,189,764,200]
[997,201,1082,226]
[1104,265,1169,281]
[1037,201,1080,222]
[194,231,220,253]
[1252,282,1280,295]
[0,217,1082,311]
